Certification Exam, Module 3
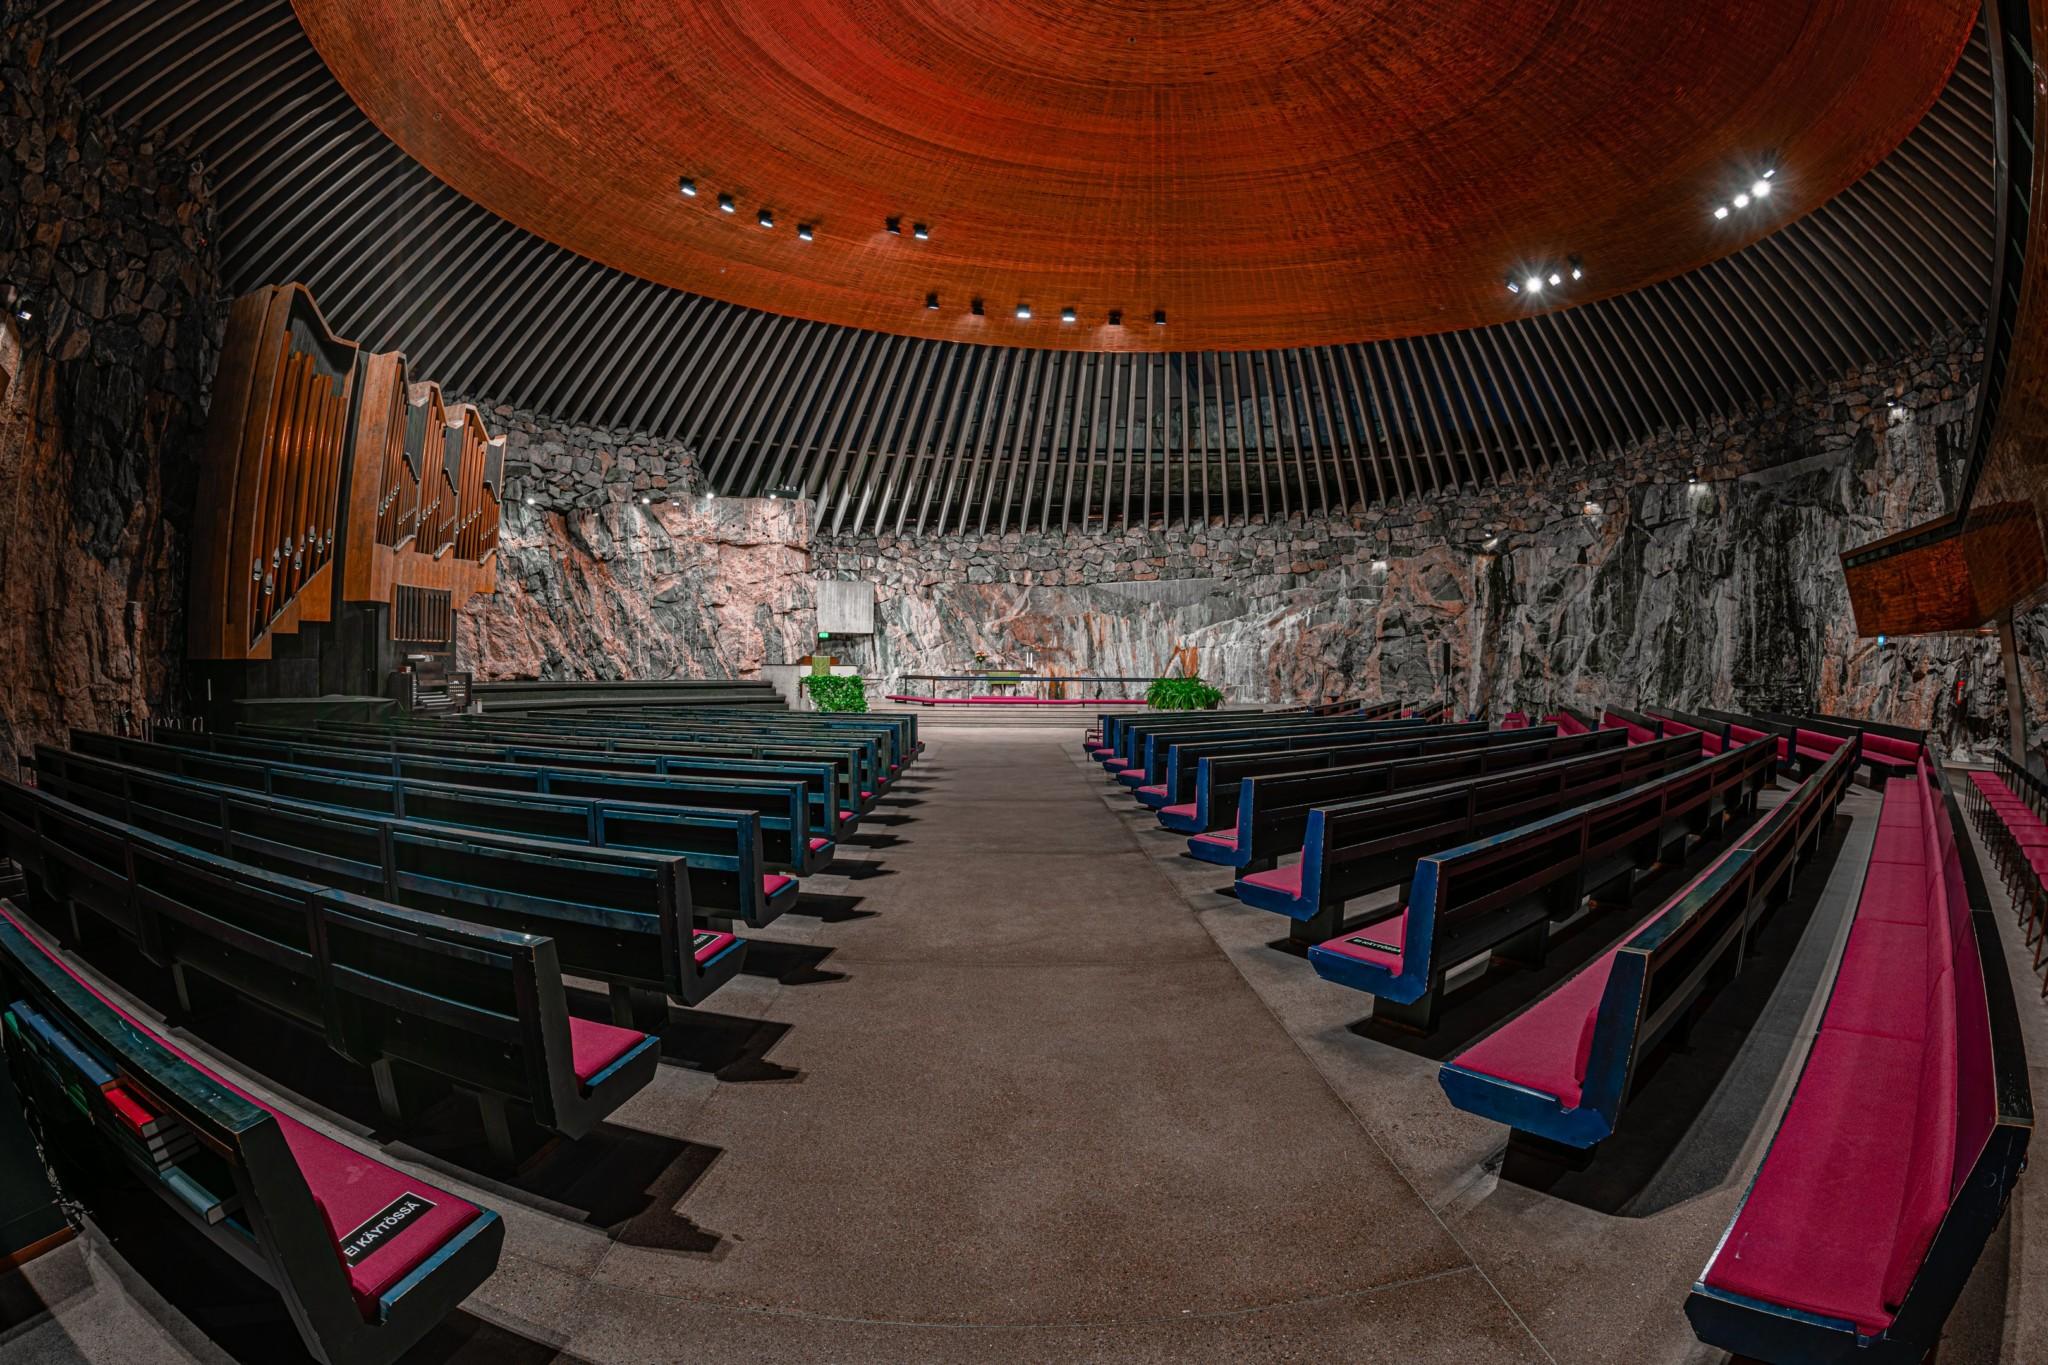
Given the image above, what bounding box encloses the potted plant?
[1145,677,1223,711]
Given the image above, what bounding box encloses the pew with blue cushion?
[1439,741,1854,1148]
[1146,720,1491,813]
[58,740,800,926]
[1308,738,1776,1029]
[1096,706,1381,771]
[1104,713,1427,786]
[1088,696,1391,761]
[1238,734,1711,946]
[1198,727,1633,873]
[0,784,659,1159]
[0,903,505,1365]
[1685,753,2031,1364]
[1,770,740,1022]
[469,704,921,778]
[1161,723,1531,836]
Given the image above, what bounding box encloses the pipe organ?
[188,283,502,703]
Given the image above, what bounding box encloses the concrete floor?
[0,722,2041,1363]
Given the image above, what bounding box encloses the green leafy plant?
[802,674,869,713]
[1146,677,1223,711]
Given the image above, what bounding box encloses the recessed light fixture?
[912,222,929,240]
[970,298,985,316]
[1505,276,1522,295]
[1713,205,1730,219]
[797,223,813,241]
[1061,307,1077,324]
[1547,271,1562,287]
[1108,309,1123,326]
[678,176,697,197]
[1525,275,1544,294]
[885,216,902,235]
[1751,179,1772,198]
[1153,309,1167,326]
[718,193,735,213]
[1569,254,1584,281]
[1016,303,1032,319]
[1763,167,1777,180]
[757,208,775,228]
[1732,192,1750,209]
[925,291,940,310]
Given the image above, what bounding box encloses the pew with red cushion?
[0,902,504,1364]
[1241,734,1712,949]
[1599,705,1663,746]
[1440,741,1854,1147]
[1686,753,2031,1364]
[1307,737,1775,1030]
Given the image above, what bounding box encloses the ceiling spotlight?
[1016,303,1032,319]
[797,223,813,241]
[885,216,902,234]
[1751,179,1772,199]
[640,496,651,505]
[1505,276,1521,295]
[912,222,929,240]
[1061,307,1077,323]
[1153,309,1167,326]
[1733,192,1750,209]
[970,297,985,316]
[1568,254,1584,280]
[718,193,735,213]
[1763,167,1777,180]
[1547,271,1562,287]
[1108,309,1123,326]
[1713,205,1729,220]
[925,291,940,310]
[757,208,775,228]
[678,176,697,197]
[1524,275,1544,294]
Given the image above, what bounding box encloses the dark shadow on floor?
[507,1125,725,1255]
[736,940,847,985]
[784,892,876,923]
[654,1009,801,1084]
[401,1311,596,1365]
[840,863,899,881]
[842,831,905,848]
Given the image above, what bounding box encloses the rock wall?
[456,335,2039,753]
[0,22,222,777]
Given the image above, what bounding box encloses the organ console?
[188,283,501,707]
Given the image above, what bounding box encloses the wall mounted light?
[912,222,930,240]
[1061,307,1077,324]
[797,223,814,241]
[717,193,735,213]
[1016,303,1032,319]
[757,208,775,228]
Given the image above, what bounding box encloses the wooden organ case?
[188,284,501,715]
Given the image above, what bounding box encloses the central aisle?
[545,722,1548,1361]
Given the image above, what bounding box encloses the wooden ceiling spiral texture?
[291,0,1976,352]
[33,2,1995,533]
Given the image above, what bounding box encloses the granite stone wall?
[0,20,222,776]
[455,334,2037,753]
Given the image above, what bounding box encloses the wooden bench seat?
[0,782,659,1159]
[1239,734,1710,944]
[0,904,503,1364]
[1440,742,1855,1148]
[1107,715,1431,790]
[1308,738,1776,1029]
[1149,720,1495,823]
[1183,727,1622,859]
[1686,755,2031,1363]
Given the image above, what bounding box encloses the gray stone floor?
[0,723,2039,1363]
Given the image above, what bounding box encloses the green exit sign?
[818,630,832,640]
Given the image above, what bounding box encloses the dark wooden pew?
[1642,705,1733,754]
[1306,738,1776,1028]
[0,903,505,1365]
[466,707,921,781]
[1087,696,1392,759]
[1686,755,2031,1364]
[0,782,662,1159]
[2,770,740,1022]
[1097,709,1405,774]
[41,745,796,929]
[1164,723,1547,837]
[85,728,831,874]
[1143,720,1489,811]
[1201,727,1633,873]
[1112,715,1433,791]
[1439,741,1855,1148]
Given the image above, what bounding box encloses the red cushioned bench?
[1964,755,2048,995]
[1686,754,2032,1363]
[1441,742,1854,1150]
[0,903,504,1364]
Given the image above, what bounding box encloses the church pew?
[79,728,830,878]
[1096,708,1395,773]
[1643,706,1733,755]
[1161,723,1527,833]
[1598,705,1663,745]
[1143,720,1490,811]
[1699,708,1797,767]
[1307,738,1776,1029]
[1194,727,1632,870]
[1,771,739,1021]
[461,702,921,774]
[1439,742,1855,1148]
[307,715,889,816]
[1109,714,1431,789]
[1238,734,1712,945]
[1547,706,1596,736]
[0,785,659,1158]
[1801,713,1926,787]
[1088,696,1392,758]
[40,746,796,930]
[205,724,856,841]
[0,904,505,1365]
[1686,754,2031,1364]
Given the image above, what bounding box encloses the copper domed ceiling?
[294,0,1976,351]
